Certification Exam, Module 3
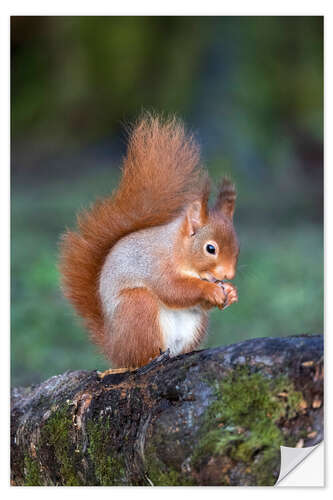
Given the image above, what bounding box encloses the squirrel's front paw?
[217,282,238,309]
[201,282,228,309]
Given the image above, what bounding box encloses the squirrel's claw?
[217,281,238,310]
[136,348,171,375]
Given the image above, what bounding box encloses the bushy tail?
[59,113,206,344]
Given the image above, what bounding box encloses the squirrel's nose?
[225,270,235,280]
[214,266,235,281]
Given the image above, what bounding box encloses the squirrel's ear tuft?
[185,199,207,236]
[214,177,236,220]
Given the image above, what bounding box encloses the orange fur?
[104,288,164,368]
[59,113,206,348]
[214,177,237,219]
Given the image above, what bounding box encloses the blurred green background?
[11,16,323,387]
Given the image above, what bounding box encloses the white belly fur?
[159,306,202,356]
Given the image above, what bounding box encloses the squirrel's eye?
[206,244,216,255]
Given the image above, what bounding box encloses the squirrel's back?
[59,113,207,346]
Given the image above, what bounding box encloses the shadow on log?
[11,335,323,486]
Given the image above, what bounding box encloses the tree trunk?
[11,335,323,486]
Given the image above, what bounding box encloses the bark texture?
[11,335,323,486]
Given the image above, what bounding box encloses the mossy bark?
[11,335,323,486]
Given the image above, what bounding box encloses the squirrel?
[59,114,239,369]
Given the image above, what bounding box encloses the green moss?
[193,368,303,486]
[87,417,126,486]
[40,405,82,486]
[24,456,42,486]
[147,466,192,486]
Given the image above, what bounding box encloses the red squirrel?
[60,114,239,369]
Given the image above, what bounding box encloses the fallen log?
[11,335,323,486]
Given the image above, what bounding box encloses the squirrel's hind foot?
[98,366,137,378]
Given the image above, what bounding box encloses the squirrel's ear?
[185,199,207,236]
[214,177,236,220]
